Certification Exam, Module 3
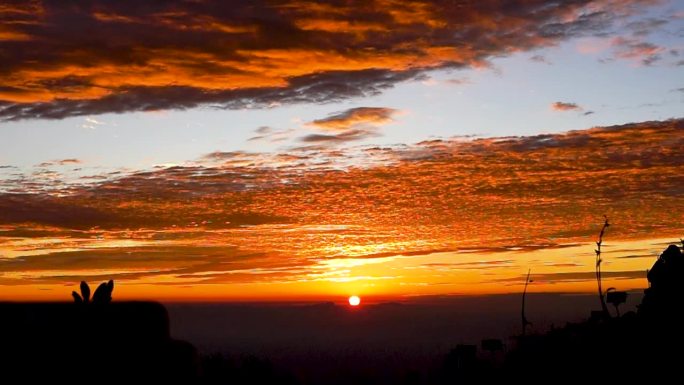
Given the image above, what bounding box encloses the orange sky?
[1,119,682,301]
[1,0,682,302]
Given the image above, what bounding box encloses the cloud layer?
[0,118,682,295]
[0,0,657,120]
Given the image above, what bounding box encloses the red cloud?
[0,118,682,288]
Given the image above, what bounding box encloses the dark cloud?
[497,270,646,283]
[625,17,669,36]
[36,158,82,167]
[0,0,658,120]
[444,77,471,85]
[299,107,398,145]
[0,194,118,230]
[0,193,289,230]
[300,129,378,144]
[248,126,295,143]
[422,259,515,270]
[551,101,582,111]
[610,37,663,65]
[616,254,656,259]
[255,126,273,135]
[530,55,551,64]
[0,245,305,285]
[0,69,422,121]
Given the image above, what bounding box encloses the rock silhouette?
[639,244,683,319]
[0,300,198,382]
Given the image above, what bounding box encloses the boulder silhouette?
[639,244,684,319]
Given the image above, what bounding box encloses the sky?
[0,0,682,302]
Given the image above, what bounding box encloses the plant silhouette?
[72,280,114,304]
[605,288,627,317]
[521,269,532,336]
[594,216,610,318]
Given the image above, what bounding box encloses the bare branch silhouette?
[595,216,610,318]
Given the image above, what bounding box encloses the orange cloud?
[307,107,397,132]
[0,0,659,120]
[0,119,682,299]
[299,107,398,144]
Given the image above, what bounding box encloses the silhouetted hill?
[0,301,197,382]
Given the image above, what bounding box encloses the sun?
[348,295,361,306]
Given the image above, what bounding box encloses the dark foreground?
[1,245,682,384]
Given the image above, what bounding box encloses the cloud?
[82,116,106,129]
[625,17,669,36]
[35,159,83,167]
[551,101,582,111]
[0,192,290,230]
[1,118,682,288]
[444,77,472,85]
[496,270,646,283]
[610,37,664,65]
[530,55,552,64]
[307,107,397,131]
[300,130,378,144]
[300,107,398,145]
[248,126,296,143]
[0,244,307,286]
[0,0,660,120]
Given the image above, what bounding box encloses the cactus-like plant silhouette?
[72,280,114,304]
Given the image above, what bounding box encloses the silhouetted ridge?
[0,301,198,382]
